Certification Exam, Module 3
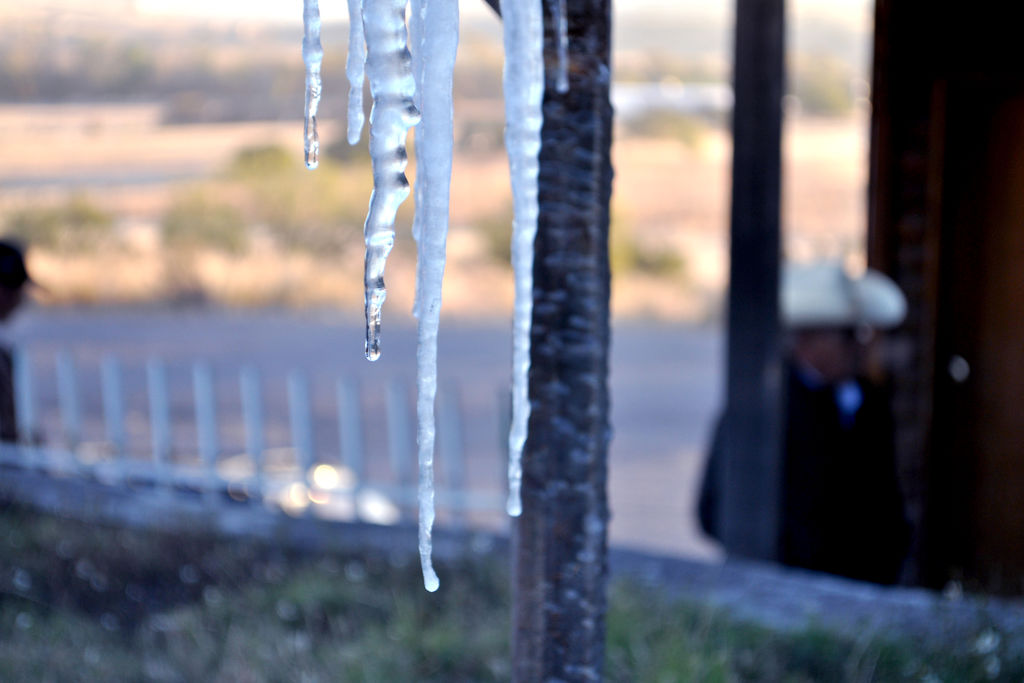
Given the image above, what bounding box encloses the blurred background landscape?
[0,0,876,561]
[0,0,872,320]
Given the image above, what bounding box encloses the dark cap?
[0,241,30,290]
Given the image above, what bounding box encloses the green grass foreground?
[0,502,1017,682]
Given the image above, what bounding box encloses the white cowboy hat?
[781,261,907,329]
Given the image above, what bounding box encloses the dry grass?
[2,502,1011,682]
[1,104,868,320]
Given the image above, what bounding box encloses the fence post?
[146,358,172,488]
[56,351,81,453]
[438,381,465,525]
[512,0,614,677]
[287,370,315,496]
[101,355,127,473]
[386,377,412,508]
[12,349,35,453]
[337,378,364,492]
[193,363,220,504]
[240,366,265,501]
[497,384,511,497]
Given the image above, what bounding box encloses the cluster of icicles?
[302,0,568,591]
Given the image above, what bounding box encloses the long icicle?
[500,0,544,517]
[345,0,367,144]
[361,0,420,362]
[302,0,324,169]
[409,0,459,594]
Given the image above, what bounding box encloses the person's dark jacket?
[699,364,910,585]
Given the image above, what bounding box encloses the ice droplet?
[365,283,384,361]
[423,569,440,592]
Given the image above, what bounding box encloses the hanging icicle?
[409,0,459,594]
[345,0,367,144]
[500,0,545,517]
[361,0,420,362]
[302,0,324,169]
[297,0,546,589]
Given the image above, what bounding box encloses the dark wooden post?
[720,0,786,560]
[511,0,613,679]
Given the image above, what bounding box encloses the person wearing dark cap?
[0,240,31,442]
[699,262,911,585]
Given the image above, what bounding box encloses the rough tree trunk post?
[720,0,786,560]
[512,0,614,679]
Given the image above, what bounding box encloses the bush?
[455,120,506,155]
[476,203,513,265]
[790,56,854,116]
[226,145,300,179]
[611,219,685,279]
[475,206,685,279]
[162,192,248,254]
[2,195,114,252]
[224,145,368,254]
[625,110,709,148]
[324,137,372,164]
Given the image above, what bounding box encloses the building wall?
[868,0,1024,592]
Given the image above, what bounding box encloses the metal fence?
[0,348,507,530]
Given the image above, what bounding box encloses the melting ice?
[361,0,420,362]
[407,0,459,594]
[500,0,544,517]
[302,0,324,169]
[302,0,544,589]
[345,0,367,144]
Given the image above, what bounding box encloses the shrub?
[162,191,247,254]
[2,195,115,252]
[224,145,367,254]
[610,215,686,279]
[475,206,685,280]
[226,145,301,179]
[476,203,513,265]
[625,110,709,148]
[790,56,854,116]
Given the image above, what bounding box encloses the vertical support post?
[497,385,512,495]
[12,349,34,449]
[193,363,219,503]
[101,355,127,466]
[56,351,81,452]
[512,0,614,678]
[337,378,364,491]
[720,0,786,560]
[386,378,412,495]
[438,382,465,523]
[146,358,171,486]
[240,366,265,501]
[287,371,315,485]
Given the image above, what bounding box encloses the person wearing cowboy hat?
[0,240,32,442]
[699,261,911,585]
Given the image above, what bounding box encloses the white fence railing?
[1,348,507,528]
